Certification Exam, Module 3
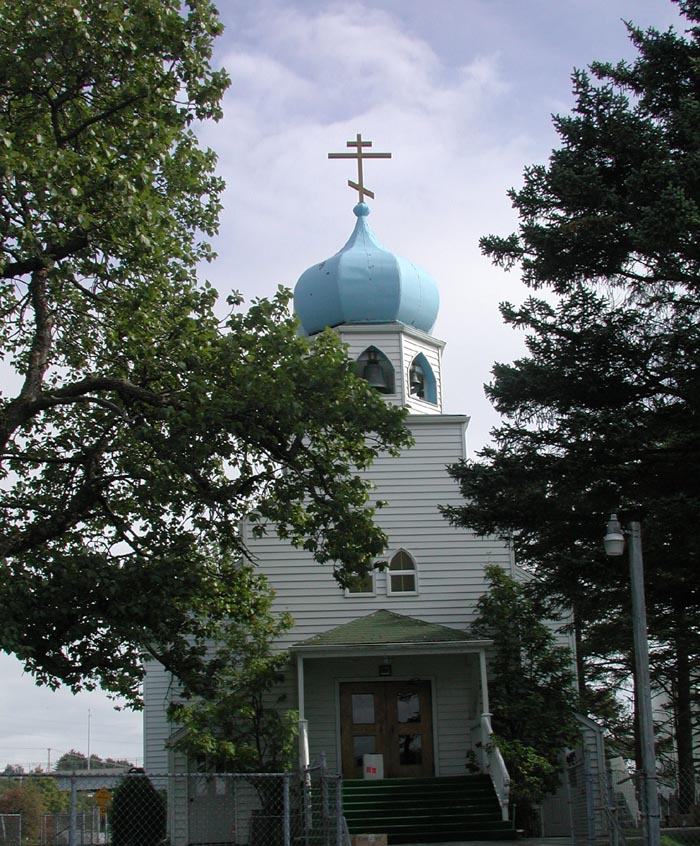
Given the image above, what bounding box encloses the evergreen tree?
[471,566,578,823]
[444,0,700,810]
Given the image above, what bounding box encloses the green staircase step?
[342,775,516,844]
[343,799,504,813]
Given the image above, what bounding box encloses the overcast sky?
[0,0,687,772]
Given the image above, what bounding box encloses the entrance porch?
[291,610,509,813]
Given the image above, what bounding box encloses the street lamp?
[603,513,660,846]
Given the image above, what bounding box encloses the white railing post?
[481,713,511,821]
[299,719,313,836]
[299,719,310,770]
[480,713,491,772]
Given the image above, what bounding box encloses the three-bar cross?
[328,133,391,202]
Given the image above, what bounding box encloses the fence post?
[303,763,313,844]
[284,774,291,846]
[335,777,343,846]
[320,754,330,846]
[564,760,576,846]
[68,775,77,846]
[584,753,595,846]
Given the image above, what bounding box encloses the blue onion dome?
[294,203,439,336]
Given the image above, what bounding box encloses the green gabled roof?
[294,609,474,648]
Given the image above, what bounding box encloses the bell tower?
[293,135,444,414]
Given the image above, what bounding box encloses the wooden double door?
[339,680,434,779]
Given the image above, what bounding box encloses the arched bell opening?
[408,353,437,404]
[355,346,395,394]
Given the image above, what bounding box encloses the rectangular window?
[390,573,416,593]
[346,572,375,595]
[352,694,375,725]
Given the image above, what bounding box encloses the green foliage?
[471,566,579,805]
[491,737,556,807]
[0,780,49,843]
[110,775,166,846]
[32,777,70,814]
[168,571,298,775]
[444,0,700,793]
[54,750,132,771]
[0,0,411,705]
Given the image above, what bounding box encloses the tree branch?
[1,232,90,280]
[0,440,107,558]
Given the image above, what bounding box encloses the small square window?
[346,572,375,596]
[390,572,416,592]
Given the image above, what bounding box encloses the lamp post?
[603,513,660,846]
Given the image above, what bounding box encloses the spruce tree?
[444,0,700,810]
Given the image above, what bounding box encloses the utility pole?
[604,514,660,846]
[628,520,661,846]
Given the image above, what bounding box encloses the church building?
[143,136,584,844]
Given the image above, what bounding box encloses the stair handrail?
[481,713,511,821]
[341,815,353,846]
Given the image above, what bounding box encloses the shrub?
[110,774,166,846]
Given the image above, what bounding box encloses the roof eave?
[290,639,493,658]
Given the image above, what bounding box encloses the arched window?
[355,347,395,394]
[408,353,437,404]
[388,549,418,594]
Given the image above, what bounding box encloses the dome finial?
[328,133,391,203]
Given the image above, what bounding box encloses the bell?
[409,363,425,398]
[363,350,388,392]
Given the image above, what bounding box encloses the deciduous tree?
[168,566,297,774]
[0,0,410,705]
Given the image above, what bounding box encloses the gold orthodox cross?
[328,133,391,202]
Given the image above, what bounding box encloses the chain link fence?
[565,753,700,846]
[0,761,345,846]
[659,764,699,830]
[0,815,21,846]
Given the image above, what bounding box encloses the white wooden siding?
[248,415,512,647]
[143,659,174,774]
[143,411,517,774]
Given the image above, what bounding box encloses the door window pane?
[396,691,420,723]
[353,736,376,767]
[352,694,375,724]
[398,734,422,765]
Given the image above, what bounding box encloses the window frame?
[386,549,419,596]
[344,570,377,597]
